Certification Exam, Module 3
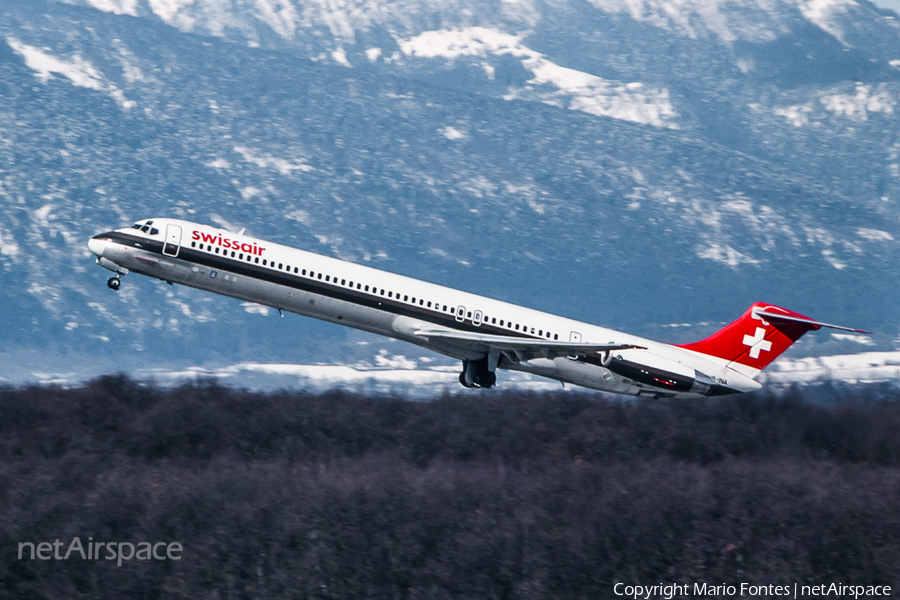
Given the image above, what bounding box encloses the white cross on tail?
[742,327,772,359]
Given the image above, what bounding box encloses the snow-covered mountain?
[0,0,898,385]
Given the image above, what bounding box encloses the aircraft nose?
[88,235,109,257]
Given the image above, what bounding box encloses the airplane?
[88,218,869,398]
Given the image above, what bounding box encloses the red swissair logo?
[192,231,267,256]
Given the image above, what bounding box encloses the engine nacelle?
[603,349,712,395]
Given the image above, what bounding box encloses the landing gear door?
[163,224,182,257]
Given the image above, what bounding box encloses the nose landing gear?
[107,277,121,291]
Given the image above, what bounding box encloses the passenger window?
[554,334,558,340]
[539,330,542,336]
[388,292,393,298]
[342,279,346,285]
[238,253,242,259]
[419,300,424,306]
[215,247,220,254]
[255,257,259,263]
[318,274,322,280]
[404,295,408,302]
[191,242,196,248]
[515,324,519,330]
[427,301,432,308]
[492,318,496,324]
[294,267,298,274]
[325,275,330,282]
[261,258,266,264]
[500,320,504,326]
[231,251,236,257]
[365,285,369,292]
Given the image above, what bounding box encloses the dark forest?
[2,376,899,598]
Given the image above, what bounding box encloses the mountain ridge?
[0,0,897,385]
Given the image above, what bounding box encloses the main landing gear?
[107,277,122,291]
[458,357,497,389]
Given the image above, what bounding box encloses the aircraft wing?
[413,327,643,360]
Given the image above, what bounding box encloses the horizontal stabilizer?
[754,310,870,334]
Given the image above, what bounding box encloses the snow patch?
[587,0,854,45]
[830,333,875,345]
[254,0,300,39]
[765,351,900,385]
[774,103,812,127]
[796,0,857,45]
[241,302,270,316]
[209,213,240,233]
[331,47,352,67]
[439,126,466,140]
[148,0,196,23]
[206,158,231,169]
[856,228,894,242]
[0,228,20,257]
[820,84,895,121]
[695,243,761,267]
[234,145,315,175]
[398,27,677,128]
[84,0,138,16]
[374,350,417,370]
[7,38,136,110]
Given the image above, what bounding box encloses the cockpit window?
[141,225,150,233]
[149,228,159,235]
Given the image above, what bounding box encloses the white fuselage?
[89,218,762,397]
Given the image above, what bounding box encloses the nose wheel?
[107,277,121,291]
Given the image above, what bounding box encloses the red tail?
[677,303,822,371]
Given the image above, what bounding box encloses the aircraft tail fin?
[677,302,869,372]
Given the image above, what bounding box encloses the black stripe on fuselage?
[102,231,537,340]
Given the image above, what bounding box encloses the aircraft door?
[473,310,483,326]
[570,331,582,343]
[455,305,466,322]
[163,224,182,257]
